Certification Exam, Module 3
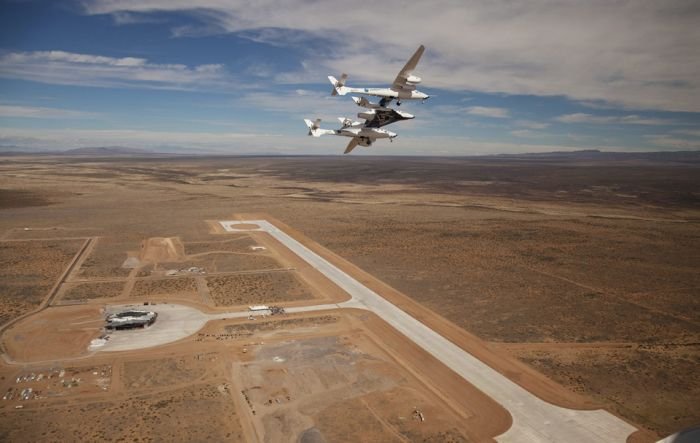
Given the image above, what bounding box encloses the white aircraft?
[328,45,429,106]
[304,118,397,154]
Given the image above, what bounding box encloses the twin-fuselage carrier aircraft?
[304,45,428,154]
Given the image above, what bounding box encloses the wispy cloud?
[645,128,700,150]
[0,104,96,119]
[510,129,539,138]
[81,0,700,112]
[0,50,232,91]
[673,129,700,137]
[646,134,700,150]
[111,11,164,25]
[466,106,509,118]
[554,113,672,125]
[515,119,549,129]
[239,89,368,123]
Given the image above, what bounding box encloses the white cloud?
[81,0,700,112]
[466,106,509,118]
[0,104,96,119]
[554,113,671,125]
[617,115,672,125]
[12,50,147,66]
[0,50,232,91]
[111,11,164,25]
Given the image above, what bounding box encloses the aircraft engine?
[358,110,376,120]
[406,75,422,84]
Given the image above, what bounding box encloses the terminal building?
[106,310,157,330]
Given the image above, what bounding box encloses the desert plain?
[0,153,698,442]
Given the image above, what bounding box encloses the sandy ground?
[0,310,504,442]
[0,155,696,440]
[2,215,638,442]
[0,238,86,325]
[2,305,104,362]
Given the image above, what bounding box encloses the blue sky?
[1,0,699,155]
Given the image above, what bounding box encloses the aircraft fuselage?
[336,126,396,139]
[345,87,429,101]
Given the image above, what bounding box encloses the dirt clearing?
[0,239,84,325]
[59,281,125,302]
[206,272,314,306]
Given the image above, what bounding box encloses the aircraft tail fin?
[352,96,369,107]
[304,118,334,137]
[328,73,349,96]
[352,96,386,109]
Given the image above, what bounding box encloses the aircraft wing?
[391,45,425,91]
[344,138,360,154]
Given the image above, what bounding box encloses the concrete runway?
[220,220,637,443]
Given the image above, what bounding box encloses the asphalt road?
[221,219,637,443]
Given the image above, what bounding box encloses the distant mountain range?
[489,149,700,162]
[0,146,698,161]
[63,146,153,155]
[0,146,197,156]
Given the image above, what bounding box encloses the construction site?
[0,222,482,441]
